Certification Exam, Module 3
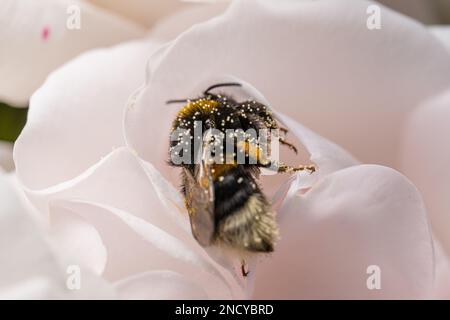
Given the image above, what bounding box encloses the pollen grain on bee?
[169,120,281,166]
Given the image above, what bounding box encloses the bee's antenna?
[166,82,242,104]
[166,99,189,104]
[204,82,242,96]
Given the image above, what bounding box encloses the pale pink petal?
[14,39,160,190]
[430,26,450,51]
[0,174,62,299]
[49,208,107,275]
[21,147,248,298]
[253,165,434,299]
[431,240,450,299]
[149,2,229,41]
[0,173,115,299]
[275,111,359,182]
[0,0,144,106]
[50,199,245,299]
[400,90,450,257]
[114,270,208,300]
[271,110,360,212]
[125,0,450,181]
[0,141,14,172]
[88,0,225,29]
[24,148,190,239]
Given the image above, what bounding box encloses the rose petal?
[49,208,107,275]
[399,89,450,257]
[24,148,191,239]
[0,0,144,106]
[125,0,450,180]
[275,111,359,181]
[0,174,61,298]
[271,110,360,213]
[14,39,160,190]
[0,173,115,299]
[431,240,450,299]
[21,146,248,298]
[114,270,208,300]
[149,1,230,41]
[88,0,221,29]
[50,199,245,299]
[0,141,14,172]
[429,26,450,51]
[253,165,434,299]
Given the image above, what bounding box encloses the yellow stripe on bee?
[176,99,219,118]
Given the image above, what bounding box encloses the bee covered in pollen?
[167,83,315,277]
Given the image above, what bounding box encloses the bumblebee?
[167,83,315,276]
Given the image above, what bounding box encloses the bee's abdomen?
[213,166,279,252]
[213,166,254,222]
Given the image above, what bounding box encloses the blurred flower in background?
[1,0,450,300]
[0,0,229,107]
[0,0,228,163]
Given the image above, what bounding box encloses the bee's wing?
[183,158,215,247]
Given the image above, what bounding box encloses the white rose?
[2,0,450,299]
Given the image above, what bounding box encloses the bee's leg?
[277,163,316,174]
[241,260,250,277]
[279,127,289,135]
[257,157,316,175]
[237,139,304,172]
[279,136,298,154]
